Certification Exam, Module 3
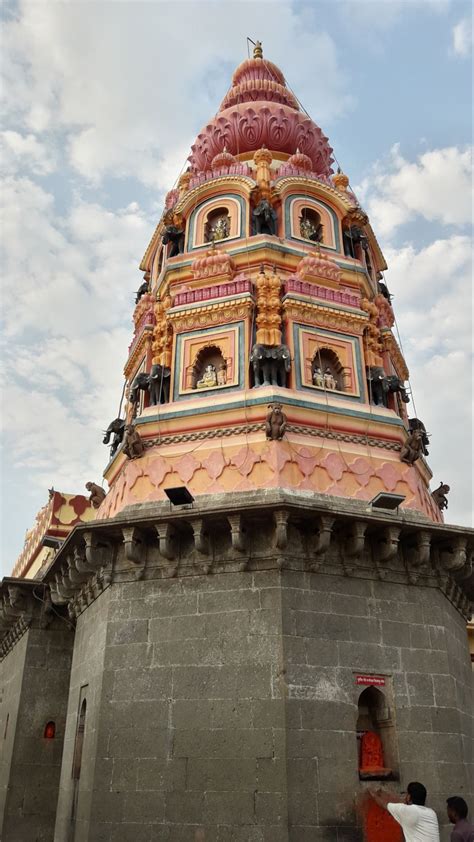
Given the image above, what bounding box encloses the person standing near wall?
[370,781,440,842]
[447,797,474,842]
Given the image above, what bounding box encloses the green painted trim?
[137,391,405,428]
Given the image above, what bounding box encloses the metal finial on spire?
[253,40,263,59]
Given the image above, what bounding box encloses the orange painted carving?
[364,800,402,842]
[360,731,385,774]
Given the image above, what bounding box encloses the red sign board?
[355,675,386,686]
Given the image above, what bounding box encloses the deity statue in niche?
[312,366,324,387]
[205,210,230,243]
[323,367,337,390]
[217,364,227,386]
[196,364,218,389]
[299,210,323,243]
[359,731,391,778]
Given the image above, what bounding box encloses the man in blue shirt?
[447,797,474,842]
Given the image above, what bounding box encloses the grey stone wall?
[51,565,472,842]
[280,571,473,842]
[0,631,28,833]
[0,623,74,842]
[54,588,111,842]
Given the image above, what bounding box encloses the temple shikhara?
[1,44,473,842]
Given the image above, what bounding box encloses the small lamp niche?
[44,720,56,740]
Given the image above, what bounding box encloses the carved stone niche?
[355,678,400,783]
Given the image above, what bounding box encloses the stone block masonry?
[1,490,472,841]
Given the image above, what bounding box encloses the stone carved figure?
[432,482,450,510]
[378,281,392,302]
[85,482,106,508]
[122,425,145,460]
[400,429,424,464]
[196,364,218,389]
[300,215,323,243]
[210,215,230,242]
[251,343,291,387]
[408,418,430,456]
[149,364,171,405]
[252,199,277,236]
[312,366,324,387]
[385,375,410,403]
[343,225,367,259]
[129,372,151,405]
[217,364,227,386]
[323,367,337,390]
[162,224,184,257]
[366,366,388,406]
[266,403,287,440]
[103,418,126,457]
[135,280,149,305]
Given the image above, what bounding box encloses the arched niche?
[190,196,242,248]
[299,207,323,243]
[190,344,228,390]
[356,686,399,781]
[311,347,345,392]
[286,196,339,250]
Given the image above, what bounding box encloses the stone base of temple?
[1,490,472,841]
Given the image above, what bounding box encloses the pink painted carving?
[202,450,228,480]
[189,104,334,176]
[322,452,345,482]
[284,277,359,308]
[263,442,292,475]
[148,455,171,488]
[375,462,402,493]
[174,277,251,306]
[191,249,235,281]
[374,294,395,328]
[165,188,179,209]
[293,447,318,478]
[175,453,201,484]
[231,446,261,477]
[348,457,373,488]
[297,251,341,284]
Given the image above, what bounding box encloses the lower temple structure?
[1,43,472,842]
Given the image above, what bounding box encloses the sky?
[0,0,472,576]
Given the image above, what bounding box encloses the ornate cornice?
[283,298,367,335]
[124,326,153,379]
[168,296,253,332]
[381,329,410,380]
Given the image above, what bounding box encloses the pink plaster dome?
[188,52,334,177]
[287,148,313,171]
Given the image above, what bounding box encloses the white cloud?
[0,130,56,175]
[1,1,353,187]
[382,236,473,526]
[452,17,473,56]
[358,144,472,236]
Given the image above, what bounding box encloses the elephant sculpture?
[367,367,410,407]
[342,225,367,259]
[251,343,291,387]
[129,372,151,404]
[366,366,388,406]
[162,224,184,257]
[103,417,126,457]
[408,418,430,456]
[135,280,149,305]
[149,364,171,405]
[252,199,277,236]
[386,375,410,403]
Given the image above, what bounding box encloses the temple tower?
[1,45,472,842]
[99,44,440,524]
